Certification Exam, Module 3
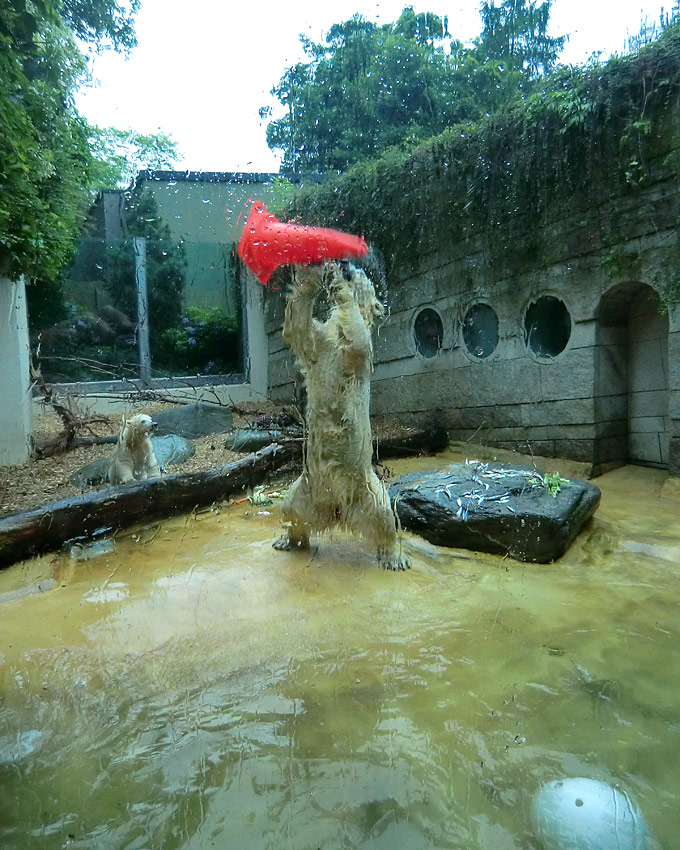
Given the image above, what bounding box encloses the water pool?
[0,458,678,849]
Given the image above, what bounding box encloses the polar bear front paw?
[378,550,411,571]
[273,533,309,552]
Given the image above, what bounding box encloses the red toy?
[237,201,368,285]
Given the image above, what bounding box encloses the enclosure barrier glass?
[30,237,243,386]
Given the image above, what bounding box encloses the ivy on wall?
[284,25,680,285]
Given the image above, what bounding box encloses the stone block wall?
[370,255,604,464]
[265,67,680,475]
[266,160,680,474]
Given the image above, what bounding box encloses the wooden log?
[222,427,447,460]
[373,425,449,460]
[0,426,447,570]
[0,443,295,569]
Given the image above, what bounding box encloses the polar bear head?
[121,413,157,446]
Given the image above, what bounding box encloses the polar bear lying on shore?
[273,261,410,571]
[108,413,161,485]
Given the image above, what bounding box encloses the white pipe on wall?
[0,277,34,466]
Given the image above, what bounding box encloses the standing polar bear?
[274,261,410,571]
[108,413,161,485]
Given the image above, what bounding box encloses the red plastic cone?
[237,201,368,285]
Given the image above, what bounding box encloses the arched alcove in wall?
[595,282,669,469]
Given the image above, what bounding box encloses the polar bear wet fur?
[108,413,161,485]
[274,261,410,571]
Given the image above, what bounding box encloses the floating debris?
[249,488,273,506]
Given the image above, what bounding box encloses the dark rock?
[153,402,233,438]
[224,428,296,452]
[70,435,195,488]
[389,461,600,563]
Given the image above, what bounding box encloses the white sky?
[75,0,670,172]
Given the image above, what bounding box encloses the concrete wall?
[626,288,669,466]
[0,279,33,466]
[264,34,680,474]
[266,163,680,475]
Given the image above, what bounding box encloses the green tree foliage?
[26,121,179,331]
[88,126,180,190]
[30,189,188,382]
[264,8,475,173]
[477,0,565,76]
[159,306,240,375]
[264,2,565,174]
[472,0,566,111]
[284,24,680,280]
[60,0,140,52]
[0,0,139,282]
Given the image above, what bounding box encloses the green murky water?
[0,457,678,849]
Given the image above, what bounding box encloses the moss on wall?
[283,26,680,287]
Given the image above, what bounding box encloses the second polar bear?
[274,261,410,571]
[108,413,161,484]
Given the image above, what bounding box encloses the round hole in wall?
[413,308,444,358]
[524,296,571,359]
[462,303,499,359]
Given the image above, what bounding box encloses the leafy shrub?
[157,306,241,374]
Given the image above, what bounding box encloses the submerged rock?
[0,579,55,605]
[0,730,43,765]
[389,461,600,563]
[69,538,117,561]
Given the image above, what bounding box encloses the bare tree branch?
[30,358,112,458]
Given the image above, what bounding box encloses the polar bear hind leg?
[273,474,312,551]
[348,472,411,571]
